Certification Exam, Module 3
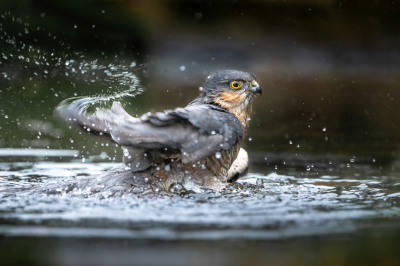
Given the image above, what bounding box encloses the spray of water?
[58,60,145,114]
[1,12,146,115]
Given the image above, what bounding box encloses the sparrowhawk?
[56,69,261,195]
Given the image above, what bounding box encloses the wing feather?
[56,98,243,163]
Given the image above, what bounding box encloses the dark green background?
[1,1,400,265]
[1,0,400,162]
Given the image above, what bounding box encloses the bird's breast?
[151,141,242,190]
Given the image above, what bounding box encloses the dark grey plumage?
[58,99,243,164]
[5,69,261,196]
[196,70,257,104]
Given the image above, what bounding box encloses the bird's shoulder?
[141,103,244,138]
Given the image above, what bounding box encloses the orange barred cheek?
[219,91,246,105]
[215,92,250,126]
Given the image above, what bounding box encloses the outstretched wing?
[56,98,243,163]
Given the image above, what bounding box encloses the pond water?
[2,2,400,265]
[1,154,400,241]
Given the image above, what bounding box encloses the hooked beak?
[251,80,262,95]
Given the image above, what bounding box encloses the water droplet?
[4,115,8,118]
[289,140,292,144]
[215,152,221,159]
[180,66,186,71]
[372,158,376,162]
[248,137,252,141]
[350,159,355,162]
[323,127,326,131]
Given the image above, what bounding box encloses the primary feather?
[52,69,260,194]
[57,98,243,164]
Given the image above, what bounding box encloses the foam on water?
[1,161,400,240]
[1,12,400,242]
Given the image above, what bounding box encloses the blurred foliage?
[0,0,149,58]
[168,0,400,45]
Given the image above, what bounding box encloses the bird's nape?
[49,70,259,195]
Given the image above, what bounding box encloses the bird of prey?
[55,70,261,195]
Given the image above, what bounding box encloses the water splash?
[1,12,146,110]
[57,60,144,114]
[1,161,400,240]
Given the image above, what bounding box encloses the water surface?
[1,153,399,241]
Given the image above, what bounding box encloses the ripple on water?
[0,162,400,240]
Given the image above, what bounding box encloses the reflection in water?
[1,158,399,240]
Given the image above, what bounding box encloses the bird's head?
[196,70,261,124]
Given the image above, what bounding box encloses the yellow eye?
[230,81,241,90]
